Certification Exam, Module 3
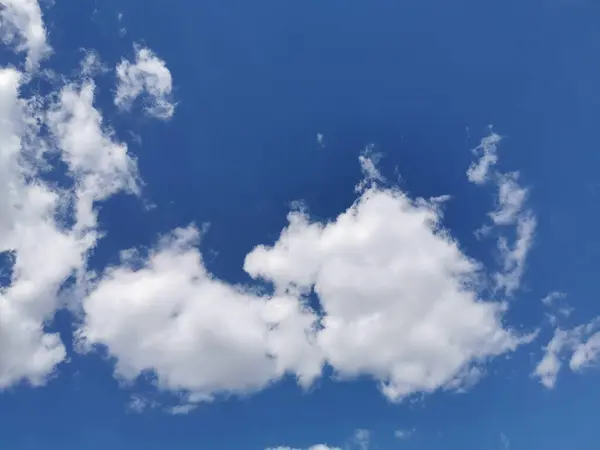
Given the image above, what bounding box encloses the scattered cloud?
[394,428,415,440]
[115,45,175,119]
[533,318,600,388]
[0,0,51,70]
[353,429,370,450]
[467,131,536,296]
[500,432,510,449]
[466,131,499,185]
[542,291,567,307]
[268,429,368,450]
[266,446,340,450]
[167,403,198,415]
[489,172,528,226]
[75,148,532,409]
[356,144,384,192]
[541,291,572,325]
[127,394,159,414]
[493,212,536,296]
[117,12,126,37]
[316,133,324,148]
[79,50,107,78]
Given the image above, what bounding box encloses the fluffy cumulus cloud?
[0,1,160,389]
[533,318,600,388]
[246,157,526,401]
[115,45,175,119]
[0,62,140,387]
[467,131,536,296]
[77,226,323,401]
[76,140,531,408]
[0,0,50,70]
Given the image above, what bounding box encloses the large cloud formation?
[77,146,531,407]
[0,0,541,413]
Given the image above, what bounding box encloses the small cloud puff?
[115,45,176,120]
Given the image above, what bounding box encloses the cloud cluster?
[394,429,415,440]
[0,0,560,418]
[77,225,322,401]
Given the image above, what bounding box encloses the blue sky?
[1,0,600,449]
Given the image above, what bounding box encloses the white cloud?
[267,446,340,450]
[316,133,324,148]
[0,50,139,388]
[493,212,536,296]
[466,131,500,184]
[467,132,536,296]
[353,429,370,450]
[501,433,510,449]
[533,329,573,389]
[77,226,323,402]
[0,0,50,70]
[77,152,530,408]
[246,157,528,402]
[489,173,528,226]
[127,394,158,414]
[79,51,106,78]
[268,429,367,450]
[0,67,74,388]
[394,429,414,440]
[569,331,600,371]
[115,45,175,120]
[46,76,139,230]
[356,144,384,192]
[542,291,567,307]
[533,318,600,388]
